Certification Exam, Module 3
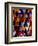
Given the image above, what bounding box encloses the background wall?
[0,0,38,46]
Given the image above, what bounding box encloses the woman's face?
[25,26,29,31]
